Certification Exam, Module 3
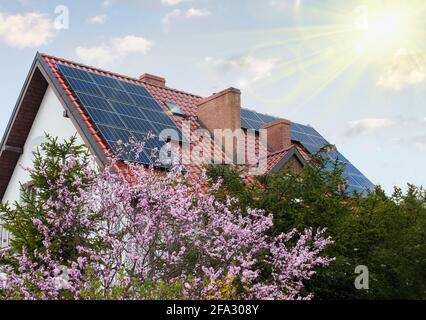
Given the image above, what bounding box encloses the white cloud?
[346,118,398,136]
[102,1,113,8]
[88,15,107,25]
[185,8,210,18]
[161,0,184,6]
[111,36,152,54]
[0,12,56,48]
[75,35,153,67]
[162,7,210,32]
[75,46,114,67]
[162,9,182,32]
[377,48,426,90]
[204,55,279,88]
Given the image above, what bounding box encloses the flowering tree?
[0,136,334,300]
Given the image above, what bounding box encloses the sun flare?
[236,0,426,106]
[367,12,408,43]
[351,2,419,59]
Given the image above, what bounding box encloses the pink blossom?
[0,141,334,300]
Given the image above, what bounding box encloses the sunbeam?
[223,0,426,107]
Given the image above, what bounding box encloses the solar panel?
[66,78,103,96]
[129,93,160,111]
[75,92,114,112]
[241,109,261,121]
[85,107,125,127]
[90,73,124,90]
[120,81,151,97]
[99,86,134,105]
[241,109,264,129]
[57,64,93,82]
[256,113,277,124]
[317,143,374,193]
[57,64,187,165]
[117,114,151,133]
[241,118,263,131]
[110,101,146,119]
[142,109,176,126]
[240,108,374,194]
[241,118,254,130]
[97,124,131,143]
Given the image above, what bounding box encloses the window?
[0,225,10,249]
[165,101,186,117]
[19,182,36,206]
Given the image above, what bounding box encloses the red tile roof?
[143,82,231,175]
[266,145,294,172]
[39,54,309,177]
[42,54,137,159]
[0,53,374,199]
[267,144,310,170]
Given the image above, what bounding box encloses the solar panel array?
[57,64,187,165]
[241,108,375,194]
[56,63,374,193]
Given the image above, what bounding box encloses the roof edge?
[36,53,108,164]
[41,53,203,99]
[0,52,112,201]
[0,53,40,151]
[269,145,307,173]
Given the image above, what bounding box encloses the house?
[0,52,375,248]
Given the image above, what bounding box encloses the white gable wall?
[2,85,84,204]
[1,85,87,248]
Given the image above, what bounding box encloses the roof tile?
[41,53,305,176]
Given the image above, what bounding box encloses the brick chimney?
[261,119,292,152]
[197,88,242,163]
[197,87,241,132]
[139,73,166,87]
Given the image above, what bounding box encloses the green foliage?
[78,267,186,300]
[0,134,96,263]
[206,152,426,300]
[2,133,425,300]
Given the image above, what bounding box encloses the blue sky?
[0,0,425,193]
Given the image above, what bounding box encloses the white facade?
[1,86,84,248]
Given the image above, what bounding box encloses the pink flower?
[1,139,334,300]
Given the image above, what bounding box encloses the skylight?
[165,101,186,117]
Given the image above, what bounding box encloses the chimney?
[140,73,166,87]
[261,119,292,152]
[197,87,242,163]
[197,87,241,132]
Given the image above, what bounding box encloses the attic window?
[20,182,36,206]
[165,101,186,117]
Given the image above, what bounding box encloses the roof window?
[165,101,186,117]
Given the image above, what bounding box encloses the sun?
[239,0,426,106]
[363,9,411,47]
[368,12,408,43]
[352,3,418,59]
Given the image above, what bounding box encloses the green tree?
[0,134,97,263]
[206,152,426,300]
